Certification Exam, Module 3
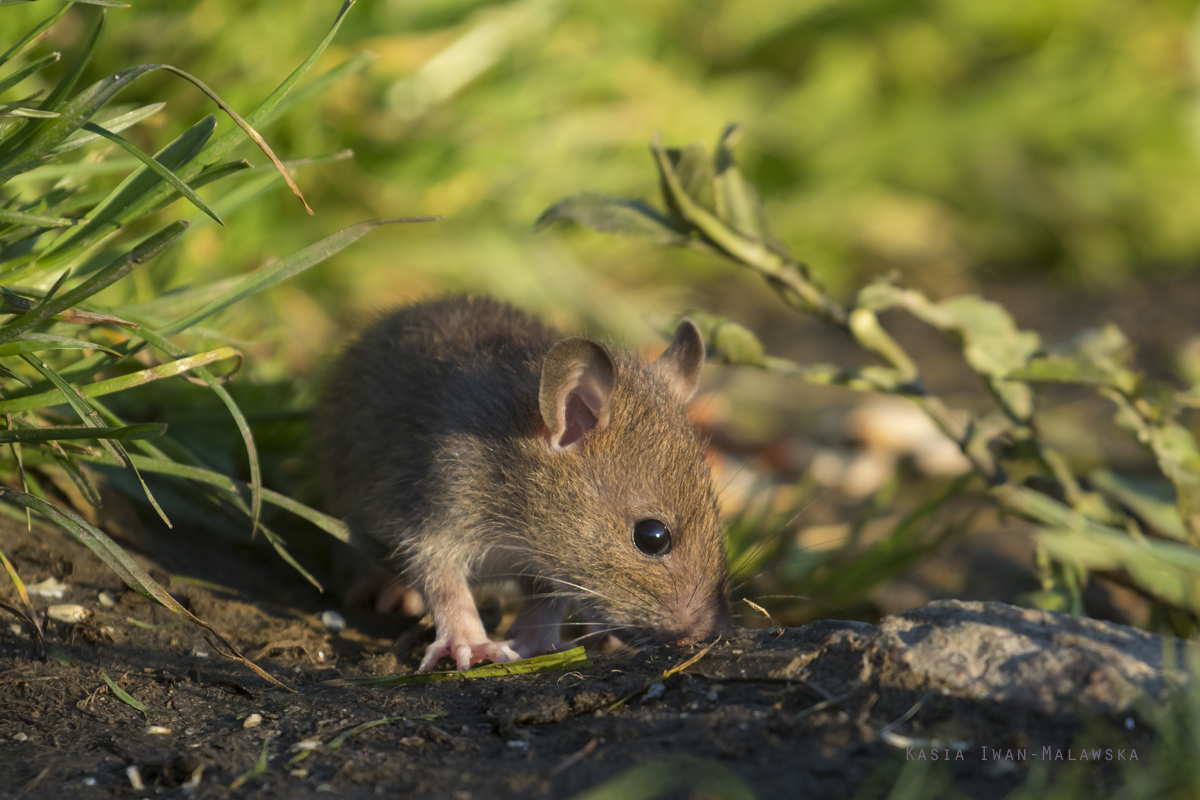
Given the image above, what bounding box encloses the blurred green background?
[5,0,1200,629]
[11,0,1200,359]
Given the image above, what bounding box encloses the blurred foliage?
[8,0,1200,382]
[0,1,406,688]
[544,127,1200,639]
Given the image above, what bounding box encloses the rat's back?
[314,296,558,544]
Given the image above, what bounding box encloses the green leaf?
[857,280,1040,420]
[1089,469,1188,541]
[1037,526,1200,615]
[79,121,223,225]
[0,423,166,444]
[666,310,765,366]
[535,195,692,246]
[713,124,768,244]
[1010,325,1139,393]
[100,671,148,716]
[661,141,716,217]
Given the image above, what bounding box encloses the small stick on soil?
[741,598,784,635]
[792,679,864,721]
[14,765,50,800]
[551,737,599,775]
[607,637,720,711]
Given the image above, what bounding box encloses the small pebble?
[144,726,172,735]
[289,769,308,778]
[126,766,144,790]
[644,682,665,700]
[81,777,97,786]
[290,738,322,752]
[27,578,67,599]
[13,732,27,742]
[98,592,115,607]
[47,604,89,623]
[320,611,346,632]
[1125,717,1135,731]
[191,648,209,658]
[399,736,424,747]
[507,740,530,750]
[243,714,262,729]
[7,623,20,636]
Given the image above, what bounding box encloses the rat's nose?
[667,593,729,642]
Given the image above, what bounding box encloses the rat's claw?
[419,638,521,672]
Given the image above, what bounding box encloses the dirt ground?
[0,515,1148,800]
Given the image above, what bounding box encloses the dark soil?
[0,517,1146,800]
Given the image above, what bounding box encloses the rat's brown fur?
[315,296,729,655]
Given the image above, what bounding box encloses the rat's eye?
[632,519,672,557]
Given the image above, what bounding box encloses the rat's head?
[525,320,730,646]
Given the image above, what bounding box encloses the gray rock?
[870,599,1186,715]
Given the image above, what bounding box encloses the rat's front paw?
[419,637,521,672]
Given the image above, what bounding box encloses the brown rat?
[314,296,729,671]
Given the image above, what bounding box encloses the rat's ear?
[651,319,705,403]
[539,338,616,453]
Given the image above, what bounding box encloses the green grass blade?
[72,449,353,545]
[264,51,375,123]
[0,9,107,159]
[79,121,223,225]
[19,353,129,465]
[0,5,70,69]
[0,207,78,227]
[186,0,356,177]
[0,486,292,692]
[52,102,165,154]
[0,423,166,444]
[0,62,160,180]
[156,66,311,214]
[0,107,58,120]
[100,671,148,716]
[32,123,207,273]
[0,53,61,96]
[324,647,593,686]
[0,332,120,359]
[0,346,241,416]
[230,736,272,791]
[162,217,434,337]
[38,10,106,115]
[326,714,448,748]
[130,323,262,537]
[0,220,188,343]
[5,157,140,185]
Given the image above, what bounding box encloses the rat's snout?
[664,591,729,643]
